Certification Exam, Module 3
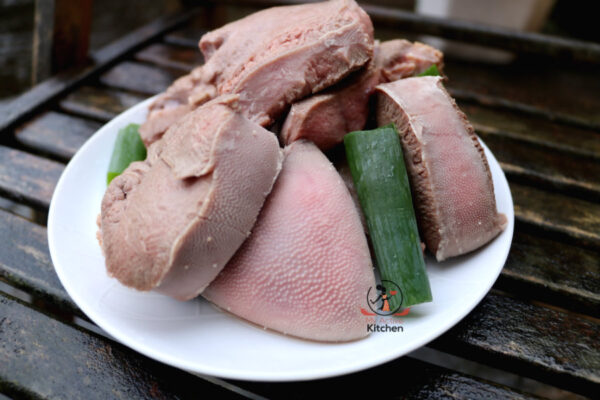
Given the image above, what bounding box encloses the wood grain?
[0,293,252,400]
[461,103,600,160]
[235,356,541,399]
[99,61,184,95]
[482,134,600,200]
[1,201,596,397]
[445,58,600,130]
[135,42,203,71]
[0,8,199,135]
[498,228,600,317]
[51,0,93,72]
[512,182,600,248]
[0,209,75,313]
[0,146,63,210]
[431,291,600,397]
[15,111,101,161]
[60,85,147,122]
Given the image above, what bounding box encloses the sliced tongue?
[376,76,506,261]
[100,95,282,300]
[375,39,444,82]
[140,0,374,146]
[280,39,444,150]
[203,141,375,342]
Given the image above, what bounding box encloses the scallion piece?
[417,64,440,77]
[107,123,146,185]
[344,124,432,310]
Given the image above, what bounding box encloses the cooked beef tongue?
[140,0,374,146]
[203,141,375,342]
[280,39,443,150]
[138,66,216,146]
[280,59,379,150]
[376,76,506,261]
[100,95,282,300]
[375,39,444,82]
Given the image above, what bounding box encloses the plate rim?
[48,96,514,381]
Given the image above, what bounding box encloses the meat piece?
[140,0,374,146]
[376,39,443,82]
[280,39,443,150]
[203,141,375,342]
[336,158,367,230]
[280,60,379,150]
[139,66,217,146]
[100,95,282,300]
[376,76,506,261]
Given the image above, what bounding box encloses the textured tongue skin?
[376,76,506,261]
[100,96,282,301]
[140,0,374,146]
[203,141,375,342]
[280,39,444,150]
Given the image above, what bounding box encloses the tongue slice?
[203,140,375,342]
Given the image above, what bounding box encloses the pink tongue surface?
[203,140,375,342]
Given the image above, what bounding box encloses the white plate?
[48,96,514,381]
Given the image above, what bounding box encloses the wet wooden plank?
[0,196,36,222]
[431,291,600,397]
[364,3,600,64]
[0,0,34,98]
[0,294,250,400]
[50,0,93,72]
[163,17,206,48]
[135,42,203,71]
[99,61,184,96]
[497,229,600,317]
[60,86,147,122]
[445,58,600,130]
[236,356,541,400]
[31,0,55,84]
[0,209,76,314]
[511,182,600,248]
[0,206,595,396]
[0,146,63,210]
[461,103,600,160]
[14,111,101,161]
[0,8,199,135]
[482,134,600,200]
[0,209,546,399]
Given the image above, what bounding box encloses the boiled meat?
[280,39,443,150]
[203,141,375,342]
[280,60,379,150]
[138,66,216,146]
[376,76,506,260]
[376,39,443,82]
[100,95,282,300]
[140,0,374,146]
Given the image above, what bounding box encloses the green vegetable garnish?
[107,123,146,185]
[417,64,440,77]
[344,124,432,310]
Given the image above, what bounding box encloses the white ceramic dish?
[48,96,514,381]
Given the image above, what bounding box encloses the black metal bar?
[0,7,202,136]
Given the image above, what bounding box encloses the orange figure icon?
[381,293,390,312]
[370,284,393,312]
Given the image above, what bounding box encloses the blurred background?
[1,0,599,104]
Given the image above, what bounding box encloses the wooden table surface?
[0,3,598,399]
